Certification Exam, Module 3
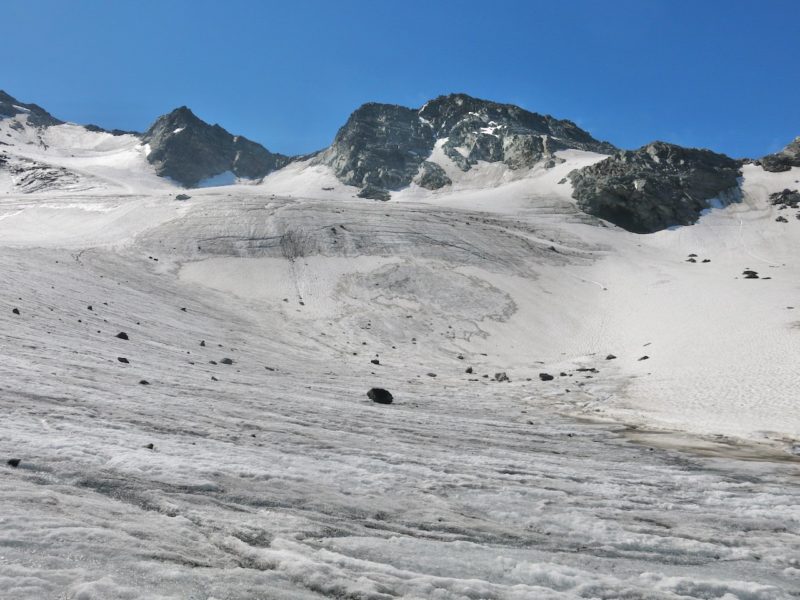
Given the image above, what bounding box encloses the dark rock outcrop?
[0,90,62,127]
[316,93,615,194]
[84,124,139,136]
[414,161,452,190]
[760,137,800,172]
[770,189,800,208]
[142,107,291,187]
[357,184,391,201]
[569,142,742,233]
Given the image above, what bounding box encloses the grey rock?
[84,124,139,136]
[769,189,800,208]
[760,137,800,172]
[357,185,391,201]
[414,161,451,190]
[317,103,435,190]
[569,141,741,233]
[142,106,291,187]
[317,93,615,196]
[0,90,62,127]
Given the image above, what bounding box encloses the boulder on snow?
[494,372,510,382]
[117,357,129,364]
[7,458,21,468]
[115,332,129,340]
[367,388,393,404]
[539,373,554,381]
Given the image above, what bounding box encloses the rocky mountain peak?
[759,136,800,172]
[142,106,291,187]
[316,93,616,198]
[0,90,63,127]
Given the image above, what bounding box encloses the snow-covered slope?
[2,95,800,598]
[0,113,174,195]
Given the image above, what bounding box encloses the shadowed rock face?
[760,137,800,172]
[569,142,742,233]
[142,107,291,187]
[316,93,616,196]
[0,90,63,127]
[316,103,436,192]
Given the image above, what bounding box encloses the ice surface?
[0,120,799,598]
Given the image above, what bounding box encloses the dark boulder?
[494,372,510,382]
[115,332,129,340]
[367,388,393,404]
[6,458,21,468]
[117,357,129,364]
[220,358,234,365]
[539,373,554,381]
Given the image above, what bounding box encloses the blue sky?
[2,0,798,158]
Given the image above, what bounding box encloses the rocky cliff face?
[569,142,742,233]
[316,93,616,197]
[0,90,63,127]
[142,107,291,187]
[759,137,800,172]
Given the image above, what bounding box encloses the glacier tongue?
[1,175,799,597]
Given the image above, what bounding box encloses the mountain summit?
[0,90,62,127]
[315,93,616,197]
[142,106,291,187]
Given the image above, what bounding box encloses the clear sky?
[2,0,798,158]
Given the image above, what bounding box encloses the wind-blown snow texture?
[1,96,799,599]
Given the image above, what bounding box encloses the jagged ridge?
[142,106,291,187]
[315,93,616,197]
